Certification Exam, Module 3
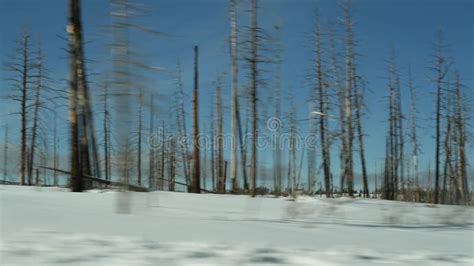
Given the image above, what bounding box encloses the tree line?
[2,0,471,205]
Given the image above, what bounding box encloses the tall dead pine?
[433,30,448,204]
[343,0,355,196]
[191,46,201,193]
[229,0,239,192]
[248,0,258,197]
[67,0,82,191]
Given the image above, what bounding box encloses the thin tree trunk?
[175,62,190,187]
[249,0,258,197]
[407,67,419,187]
[274,64,282,195]
[307,102,316,195]
[210,100,216,191]
[329,25,346,196]
[28,47,43,186]
[353,69,369,197]
[53,112,58,186]
[433,30,446,204]
[442,111,451,204]
[229,0,239,192]
[313,12,331,197]
[103,82,111,181]
[237,99,248,191]
[160,120,165,190]
[354,88,369,197]
[202,127,207,190]
[149,94,155,188]
[137,88,143,186]
[19,30,30,186]
[454,72,468,203]
[191,46,201,193]
[289,94,297,197]
[216,77,224,193]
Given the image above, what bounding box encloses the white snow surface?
[1,185,473,265]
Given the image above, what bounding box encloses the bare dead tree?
[190,45,201,193]
[148,94,155,188]
[75,9,100,183]
[102,81,111,181]
[174,61,191,187]
[383,135,390,198]
[248,0,258,197]
[111,0,132,192]
[7,29,33,186]
[274,55,282,196]
[53,111,59,185]
[312,8,331,197]
[353,73,369,197]
[328,23,347,195]
[169,133,176,192]
[67,0,101,192]
[215,76,225,193]
[454,71,469,204]
[202,126,207,190]
[159,120,166,190]
[68,0,82,191]
[288,92,297,197]
[229,0,239,192]
[307,101,317,195]
[396,66,405,193]
[407,66,420,187]
[27,46,46,185]
[342,0,355,196]
[442,90,454,204]
[432,29,449,204]
[383,47,403,200]
[137,87,143,186]
[210,99,216,191]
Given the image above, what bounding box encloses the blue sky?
[0,0,472,187]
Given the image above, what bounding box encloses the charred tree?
[68,0,82,192]
[190,46,201,193]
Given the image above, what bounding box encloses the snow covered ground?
[1,185,473,265]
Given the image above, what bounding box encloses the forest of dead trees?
[1,0,472,206]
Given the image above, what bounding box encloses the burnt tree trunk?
[191,46,201,193]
